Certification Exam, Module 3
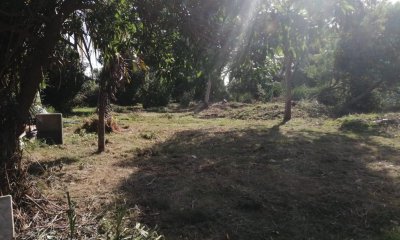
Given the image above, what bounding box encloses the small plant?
[100,205,164,240]
[140,132,157,140]
[382,227,400,240]
[114,206,127,240]
[66,192,77,240]
[131,223,164,240]
[23,138,48,152]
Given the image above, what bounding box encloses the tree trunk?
[0,112,21,196]
[98,84,106,153]
[204,74,212,107]
[0,0,96,198]
[0,14,64,196]
[283,52,294,123]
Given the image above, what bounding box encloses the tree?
[333,0,400,113]
[86,0,143,152]
[178,0,253,107]
[0,0,97,196]
[260,0,350,121]
[260,0,314,122]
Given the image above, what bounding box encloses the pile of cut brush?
[75,117,120,134]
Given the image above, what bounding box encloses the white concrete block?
[0,195,14,240]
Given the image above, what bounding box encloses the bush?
[140,75,171,109]
[238,92,254,103]
[41,44,88,113]
[292,85,319,101]
[180,91,193,107]
[345,92,383,113]
[115,72,145,106]
[317,86,341,106]
[381,90,400,112]
[339,119,371,133]
[72,80,99,107]
[271,82,283,98]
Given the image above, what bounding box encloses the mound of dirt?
[197,101,331,120]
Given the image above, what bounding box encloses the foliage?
[41,43,89,113]
[179,91,194,108]
[140,74,171,109]
[333,1,400,113]
[115,72,145,106]
[292,85,318,101]
[0,0,98,196]
[73,80,99,107]
[229,57,281,102]
[339,119,371,133]
[66,192,77,240]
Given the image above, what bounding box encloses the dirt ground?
[21,103,400,239]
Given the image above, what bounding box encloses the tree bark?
[283,52,294,123]
[98,83,106,153]
[0,111,21,195]
[0,0,92,196]
[204,74,212,107]
[0,14,64,196]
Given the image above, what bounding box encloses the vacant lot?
[23,103,400,239]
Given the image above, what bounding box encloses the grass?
[22,102,400,239]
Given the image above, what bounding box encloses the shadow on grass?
[340,118,400,138]
[116,124,400,240]
[28,156,79,175]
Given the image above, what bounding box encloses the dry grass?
[21,104,400,239]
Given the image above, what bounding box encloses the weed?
[66,192,77,240]
[100,205,164,240]
[140,132,157,140]
[113,206,127,240]
[382,227,400,240]
[24,139,48,151]
[78,162,85,170]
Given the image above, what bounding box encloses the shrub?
[339,119,371,133]
[72,80,99,107]
[41,44,88,113]
[317,86,341,106]
[180,91,193,107]
[238,92,254,103]
[140,75,171,109]
[292,85,318,101]
[345,91,383,113]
